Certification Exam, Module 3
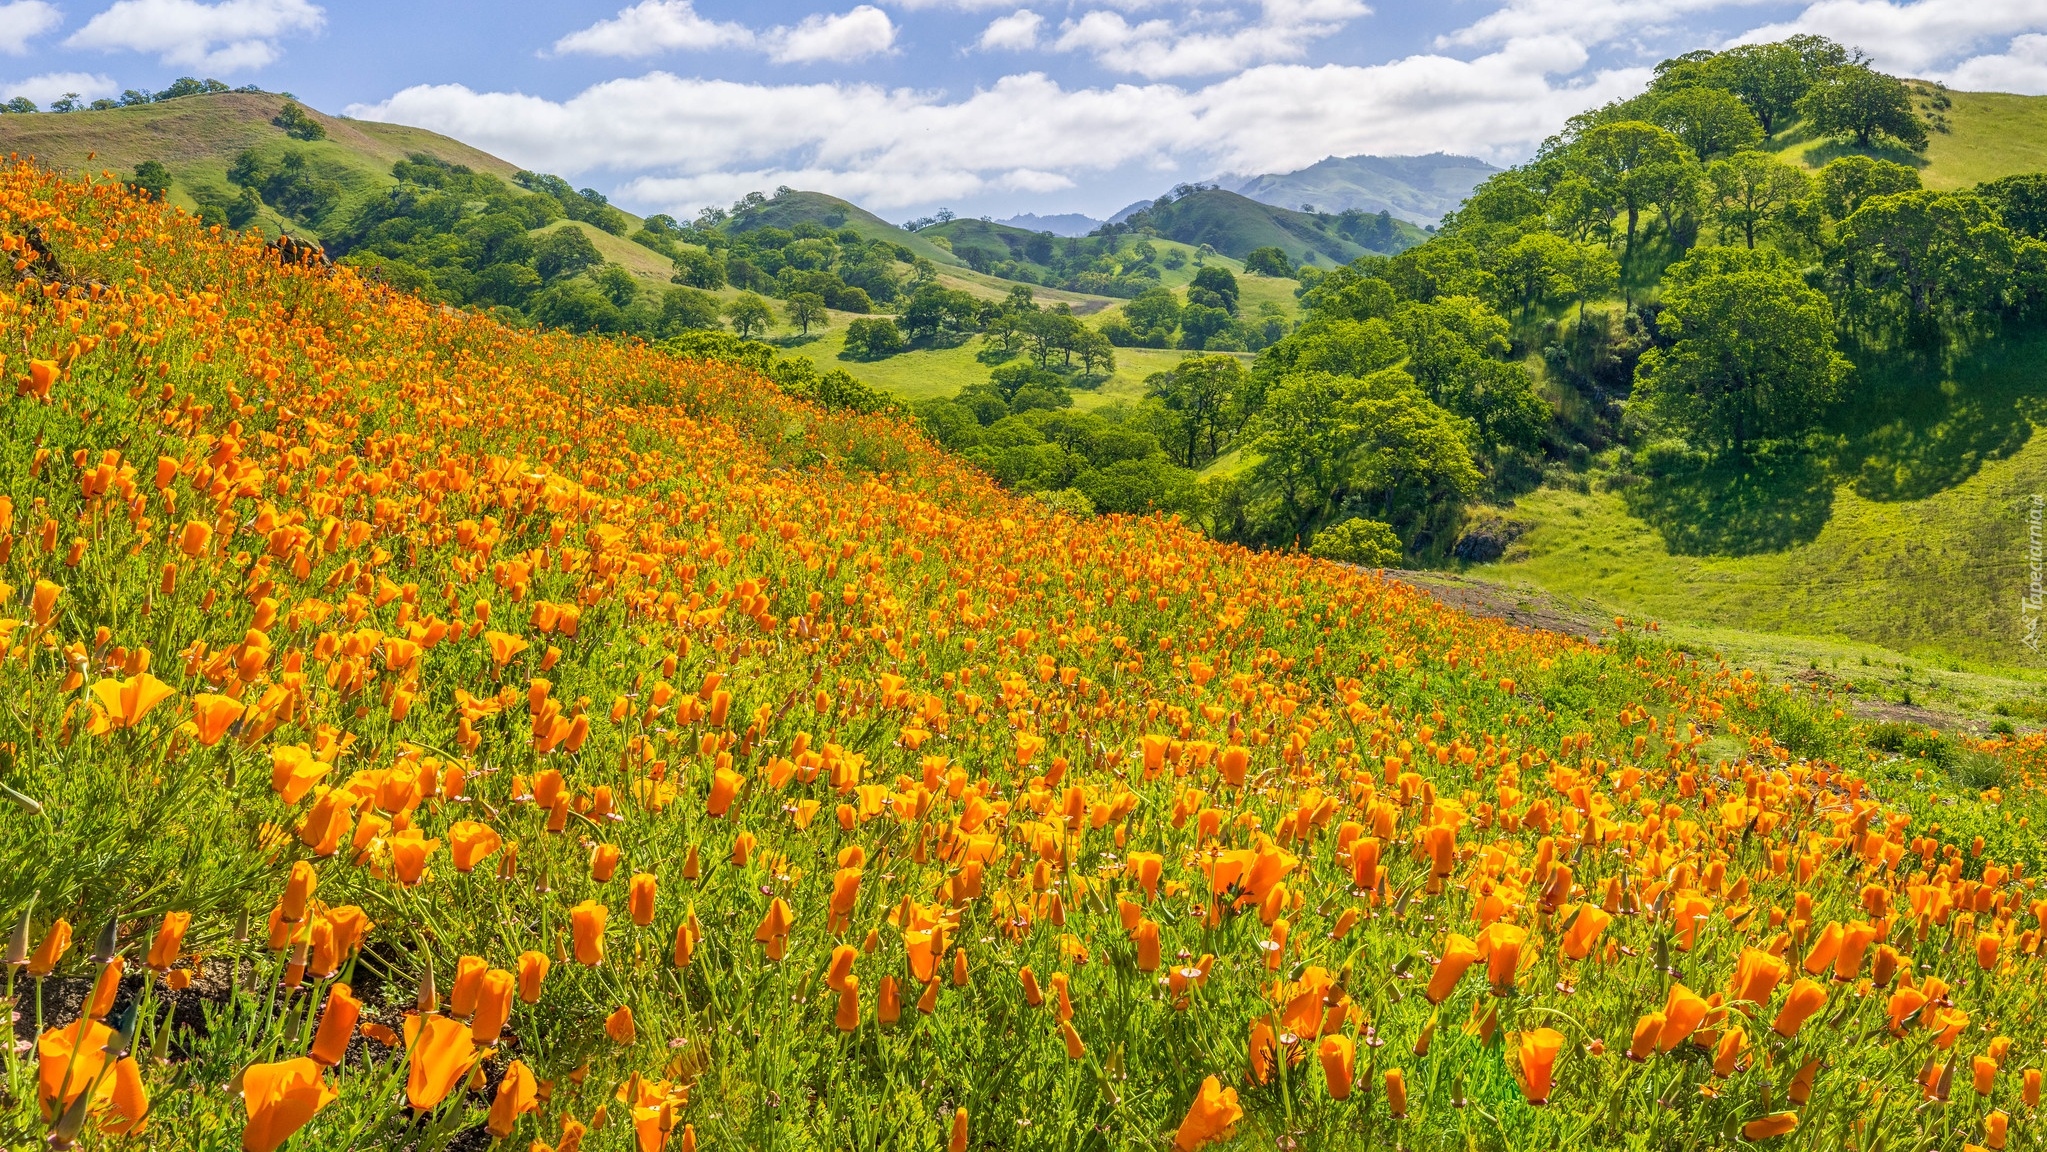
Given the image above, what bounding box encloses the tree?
[1801,64,1927,150]
[672,249,726,289]
[1571,121,1691,254]
[1816,155,1921,222]
[1650,86,1763,159]
[126,160,171,201]
[594,265,639,308]
[1832,190,2016,330]
[660,286,722,332]
[1980,174,2047,241]
[1189,265,1240,314]
[1146,354,1247,468]
[1491,232,1580,317]
[1246,369,1480,548]
[1393,297,1552,452]
[1076,329,1116,377]
[535,226,603,281]
[1308,518,1403,566]
[1243,246,1293,277]
[273,101,325,141]
[844,317,908,358]
[724,292,774,339]
[1121,286,1182,346]
[1632,248,1849,455]
[1708,42,1820,135]
[1707,151,1812,248]
[787,292,828,335]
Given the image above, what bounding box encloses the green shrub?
[1308,518,1404,566]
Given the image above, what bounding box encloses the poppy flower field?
[0,162,2043,1151]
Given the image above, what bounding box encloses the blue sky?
[2,0,2043,222]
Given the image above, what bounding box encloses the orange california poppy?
[189,694,246,746]
[488,1060,539,1138]
[571,900,607,965]
[240,1057,339,1152]
[148,911,191,971]
[404,1014,477,1111]
[448,821,503,873]
[90,673,175,732]
[1174,1075,1244,1151]
[309,984,360,1067]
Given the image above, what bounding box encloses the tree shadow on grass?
[1833,330,2046,502]
[1623,443,1835,556]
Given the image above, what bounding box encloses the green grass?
[1130,189,1424,267]
[1765,86,2047,189]
[0,93,527,243]
[1463,323,2047,676]
[724,188,960,266]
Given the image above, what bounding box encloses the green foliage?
[1648,86,1764,159]
[1632,248,1850,454]
[1146,354,1249,469]
[516,170,633,235]
[1307,517,1405,566]
[1242,245,1293,276]
[672,247,727,289]
[1815,155,1921,222]
[725,292,775,339]
[125,159,171,201]
[1706,150,1812,249]
[843,316,908,359]
[1830,190,2016,333]
[271,100,325,141]
[228,148,341,225]
[786,291,829,335]
[1802,64,1929,151]
[1114,187,1423,267]
[1978,173,2047,241]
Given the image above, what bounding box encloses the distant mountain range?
[993,212,1105,237]
[1225,153,1500,227]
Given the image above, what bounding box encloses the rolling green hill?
[1124,188,1426,266]
[0,91,534,243]
[724,189,960,266]
[1767,86,2047,190]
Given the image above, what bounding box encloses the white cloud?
[552,2,894,65]
[1734,0,2047,77]
[0,70,117,105]
[0,2,60,55]
[767,5,896,62]
[552,0,754,57]
[1942,32,2047,92]
[348,46,1640,213]
[66,0,322,72]
[978,9,1042,51]
[1052,0,1369,78]
[1446,0,1770,53]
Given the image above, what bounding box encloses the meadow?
[2,162,2044,1152]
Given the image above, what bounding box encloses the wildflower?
[606,1005,637,1045]
[488,1060,538,1138]
[1515,1028,1564,1104]
[270,747,330,804]
[189,694,245,746]
[1772,979,1828,1038]
[404,1013,476,1110]
[517,950,550,1003]
[1426,933,1481,1003]
[1743,1112,1799,1139]
[147,911,190,971]
[1174,1075,1244,1150]
[950,1107,969,1152]
[449,821,502,872]
[240,1057,339,1152]
[571,900,607,965]
[471,969,515,1044]
[309,984,360,1067]
[37,1017,114,1120]
[90,673,174,732]
[27,918,70,976]
[1319,1035,1354,1099]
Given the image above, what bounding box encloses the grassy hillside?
[1131,188,1425,266]
[1768,86,2047,189]
[11,160,2041,1152]
[724,188,959,266]
[1230,153,1500,226]
[0,92,527,243]
[1465,326,2047,676]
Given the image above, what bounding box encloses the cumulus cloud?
[349,45,1640,213]
[1053,0,1370,78]
[1942,32,2047,93]
[553,1,894,64]
[978,9,1042,51]
[66,0,322,71]
[767,5,896,62]
[0,2,60,55]
[1734,0,2047,77]
[552,0,754,57]
[0,70,116,105]
[1446,0,1771,53]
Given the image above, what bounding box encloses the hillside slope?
[1768,86,2047,189]
[724,188,960,266]
[1126,188,1425,266]
[0,92,529,242]
[1229,153,1500,226]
